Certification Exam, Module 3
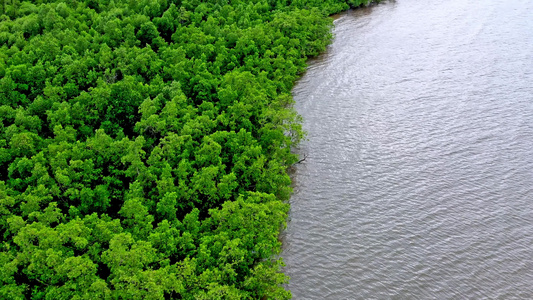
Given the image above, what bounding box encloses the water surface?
[283,0,533,298]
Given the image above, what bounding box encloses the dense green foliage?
[1,0,370,298]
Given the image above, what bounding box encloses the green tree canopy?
[0,0,372,298]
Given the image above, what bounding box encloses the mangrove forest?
[0,0,369,298]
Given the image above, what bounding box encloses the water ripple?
[284,0,533,298]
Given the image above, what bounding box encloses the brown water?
[283,0,533,298]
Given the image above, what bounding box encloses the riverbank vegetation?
[1,0,369,298]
